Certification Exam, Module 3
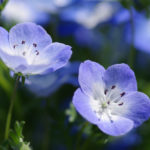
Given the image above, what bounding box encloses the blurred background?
[0,0,150,150]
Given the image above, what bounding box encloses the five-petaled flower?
[0,22,72,75]
[73,60,150,136]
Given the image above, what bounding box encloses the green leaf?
[65,103,77,122]
[20,143,32,150]
[9,121,32,150]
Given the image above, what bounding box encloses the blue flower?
[73,60,150,136]
[25,61,79,97]
[0,22,72,75]
[1,0,77,24]
[127,11,150,53]
[60,2,115,29]
[106,129,141,150]
[112,7,150,53]
[1,0,50,24]
[0,0,3,5]
[111,8,130,25]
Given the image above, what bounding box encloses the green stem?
[128,7,136,68]
[0,0,9,11]
[4,75,20,140]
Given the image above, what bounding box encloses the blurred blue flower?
[106,130,141,150]
[127,11,150,53]
[112,7,150,54]
[30,0,76,14]
[60,2,116,29]
[26,61,79,97]
[57,21,80,36]
[58,21,102,50]
[74,26,102,50]
[73,60,150,136]
[0,22,72,75]
[1,0,50,24]
[1,0,78,24]
[57,2,123,51]
[0,0,3,5]
[112,8,130,25]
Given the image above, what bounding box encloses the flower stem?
[4,75,20,140]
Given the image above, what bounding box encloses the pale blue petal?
[0,27,28,71]
[20,64,53,75]
[35,42,72,72]
[0,27,11,53]
[79,60,105,98]
[73,88,99,124]
[97,114,134,136]
[25,61,79,97]
[104,64,137,92]
[73,88,100,124]
[0,52,27,72]
[9,22,52,51]
[119,92,150,127]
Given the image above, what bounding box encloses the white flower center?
[12,40,40,65]
[90,85,126,122]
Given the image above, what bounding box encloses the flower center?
[92,85,126,122]
[13,40,40,56]
[101,102,107,109]
[104,85,125,106]
[13,40,40,64]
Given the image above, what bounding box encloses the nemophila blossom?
[2,0,50,24]
[31,0,76,13]
[0,22,72,75]
[73,60,150,136]
[112,7,150,53]
[112,8,130,25]
[106,130,141,150]
[61,2,115,29]
[126,11,150,53]
[1,0,76,24]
